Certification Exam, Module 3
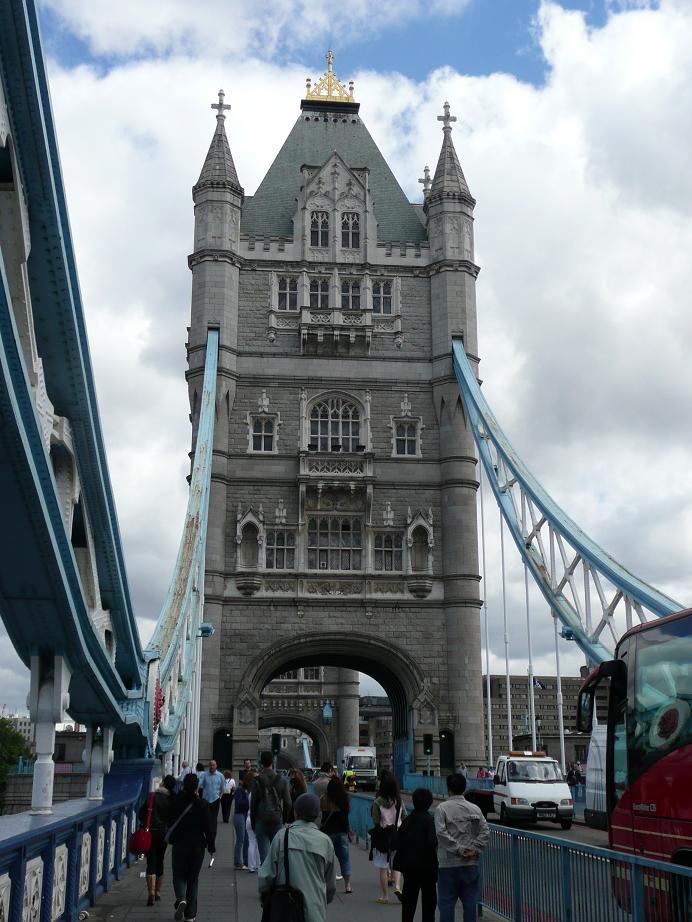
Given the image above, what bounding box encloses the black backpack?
[369,802,401,855]
[257,773,285,823]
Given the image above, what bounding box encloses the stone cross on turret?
[437,101,457,132]
[211,89,231,120]
[418,165,431,198]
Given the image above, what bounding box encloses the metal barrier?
[480,824,692,922]
[403,774,494,797]
[0,762,151,922]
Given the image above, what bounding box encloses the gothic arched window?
[311,211,329,247]
[310,278,329,309]
[341,212,360,248]
[411,526,429,572]
[372,280,392,314]
[240,523,259,568]
[309,397,361,452]
[341,280,361,311]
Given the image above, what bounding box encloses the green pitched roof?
[241,111,426,244]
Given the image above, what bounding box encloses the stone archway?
[258,711,331,767]
[232,630,435,779]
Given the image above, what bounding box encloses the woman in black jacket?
[392,787,438,922]
[168,773,214,922]
[138,774,175,905]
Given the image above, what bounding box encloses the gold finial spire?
[304,49,355,104]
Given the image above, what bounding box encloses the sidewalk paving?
[91,820,504,922]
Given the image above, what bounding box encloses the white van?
[493,752,574,829]
[584,726,607,829]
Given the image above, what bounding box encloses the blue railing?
[0,762,151,922]
[481,824,692,922]
[403,774,494,797]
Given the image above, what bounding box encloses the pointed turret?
[427,101,474,207]
[194,90,243,195]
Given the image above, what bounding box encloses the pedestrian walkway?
[91,821,503,922]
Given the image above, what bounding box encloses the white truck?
[493,751,574,830]
[335,745,377,790]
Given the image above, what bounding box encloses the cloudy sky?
[4,0,692,717]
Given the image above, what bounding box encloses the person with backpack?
[370,771,406,904]
[233,774,250,869]
[392,787,438,922]
[258,793,336,922]
[251,750,292,863]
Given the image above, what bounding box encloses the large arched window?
[309,397,361,452]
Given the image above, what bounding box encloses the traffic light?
[423,733,433,755]
[271,733,281,755]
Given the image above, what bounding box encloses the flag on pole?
[533,678,546,690]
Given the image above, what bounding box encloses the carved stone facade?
[190,64,484,774]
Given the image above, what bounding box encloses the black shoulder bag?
[261,826,306,922]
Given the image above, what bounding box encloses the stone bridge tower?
[187,57,485,775]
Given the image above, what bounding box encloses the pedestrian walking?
[435,772,490,922]
[392,787,438,922]
[197,759,225,850]
[370,770,406,904]
[221,770,235,823]
[319,777,353,893]
[168,773,214,922]
[312,761,335,800]
[258,793,336,922]
[288,768,308,820]
[178,761,192,789]
[232,772,251,869]
[244,771,260,872]
[138,774,176,906]
[238,758,253,782]
[250,750,292,863]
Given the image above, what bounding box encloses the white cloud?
[3,1,692,720]
[43,0,472,58]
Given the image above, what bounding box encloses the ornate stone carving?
[370,581,404,594]
[22,858,43,922]
[109,820,117,871]
[307,458,364,475]
[305,581,362,596]
[79,833,91,897]
[0,873,11,922]
[264,580,294,592]
[274,499,287,525]
[52,845,68,921]
[96,825,105,882]
[236,688,260,726]
[382,502,394,526]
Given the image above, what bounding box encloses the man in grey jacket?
[435,773,490,922]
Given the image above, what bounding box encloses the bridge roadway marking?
[90,819,507,921]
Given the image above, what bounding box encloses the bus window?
[631,620,692,779]
[612,700,628,806]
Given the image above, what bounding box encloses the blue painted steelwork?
[0,759,153,922]
[144,330,218,754]
[452,339,682,663]
[479,822,692,921]
[403,773,493,797]
[302,737,313,770]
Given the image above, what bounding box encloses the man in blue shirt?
[197,759,225,850]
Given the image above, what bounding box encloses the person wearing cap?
[258,793,336,922]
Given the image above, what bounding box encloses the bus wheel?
[560,820,572,830]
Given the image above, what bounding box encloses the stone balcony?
[267,306,403,352]
[298,451,374,483]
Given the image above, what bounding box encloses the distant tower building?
[188,54,485,775]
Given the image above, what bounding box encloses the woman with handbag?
[319,778,353,894]
[137,775,176,905]
[370,771,406,904]
[167,773,214,922]
[258,793,336,922]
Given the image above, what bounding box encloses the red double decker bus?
[577,607,692,868]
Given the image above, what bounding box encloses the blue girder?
[452,338,682,663]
